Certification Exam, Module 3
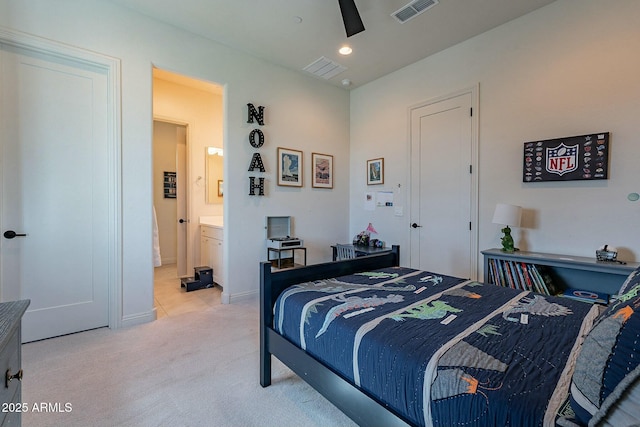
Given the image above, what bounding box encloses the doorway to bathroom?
[152,68,224,318]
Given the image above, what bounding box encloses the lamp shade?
[492,203,522,227]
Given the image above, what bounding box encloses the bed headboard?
[260,245,400,332]
[261,245,398,309]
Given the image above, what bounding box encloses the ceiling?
[110,0,558,90]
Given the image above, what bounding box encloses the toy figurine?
[500,226,518,253]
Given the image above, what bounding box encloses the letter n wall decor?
[247,103,266,195]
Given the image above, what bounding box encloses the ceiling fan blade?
[338,0,365,37]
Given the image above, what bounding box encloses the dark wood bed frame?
[259,245,411,427]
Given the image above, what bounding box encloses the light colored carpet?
[21,295,357,427]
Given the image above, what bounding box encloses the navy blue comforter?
[273,267,600,427]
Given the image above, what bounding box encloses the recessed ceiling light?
[339,46,353,55]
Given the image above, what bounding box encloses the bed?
[260,246,640,426]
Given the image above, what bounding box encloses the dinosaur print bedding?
[273,266,600,427]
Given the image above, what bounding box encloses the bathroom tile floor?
[153,263,221,318]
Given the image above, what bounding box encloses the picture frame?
[522,132,610,182]
[277,147,303,187]
[163,171,176,198]
[218,180,224,197]
[311,153,333,189]
[367,158,384,185]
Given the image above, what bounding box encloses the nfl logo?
[546,143,578,176]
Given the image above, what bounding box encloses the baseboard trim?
[121,309,157,328]
[222,289,257,304]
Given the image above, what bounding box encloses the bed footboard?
[260,246,399,385]
[259,246,408,426]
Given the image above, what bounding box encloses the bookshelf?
[482,248,639,298]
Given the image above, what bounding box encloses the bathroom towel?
[153,206,162,267]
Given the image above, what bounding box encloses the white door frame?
[407,85,480,279]
[0,27,123,329]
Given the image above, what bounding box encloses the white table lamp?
[492,203,522,253]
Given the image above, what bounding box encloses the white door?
[152,121,189,277]
[175,125,189,277]
[0,43,111,342]
[409,91,476,279]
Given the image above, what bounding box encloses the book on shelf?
[503,261,515,289]
[489,259,506,288]
[497,260,506,287]
[529,264,550,295]
[488,259,557,296]
[520,262,535,292]
[489,260,502,287]
[538,265,559,295]
[514,263,528,291]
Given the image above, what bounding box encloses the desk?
[268,247,307,269]
[331,244,393,261]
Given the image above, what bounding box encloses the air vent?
[392,0,439,23]
[303,57,347,80]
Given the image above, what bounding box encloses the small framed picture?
[311,153,333,189]
[367,158,384,185]
[277,147,303,187]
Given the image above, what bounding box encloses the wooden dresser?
[0,300,29,427]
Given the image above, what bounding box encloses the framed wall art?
[311,152,333,189]
[277,147,303,187]
[523,132,609,182]
[163,171,176,198]
[367,158,384,185]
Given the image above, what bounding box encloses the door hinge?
[469,221,472,230]
[469,165,472,174]
[470,107,473,117]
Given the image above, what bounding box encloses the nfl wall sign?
[523,132,609,182]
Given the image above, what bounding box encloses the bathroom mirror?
[205,146,224,204]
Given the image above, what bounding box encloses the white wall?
[7,0,636,323]
[350,0,640,276]
[0,0,350,320]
